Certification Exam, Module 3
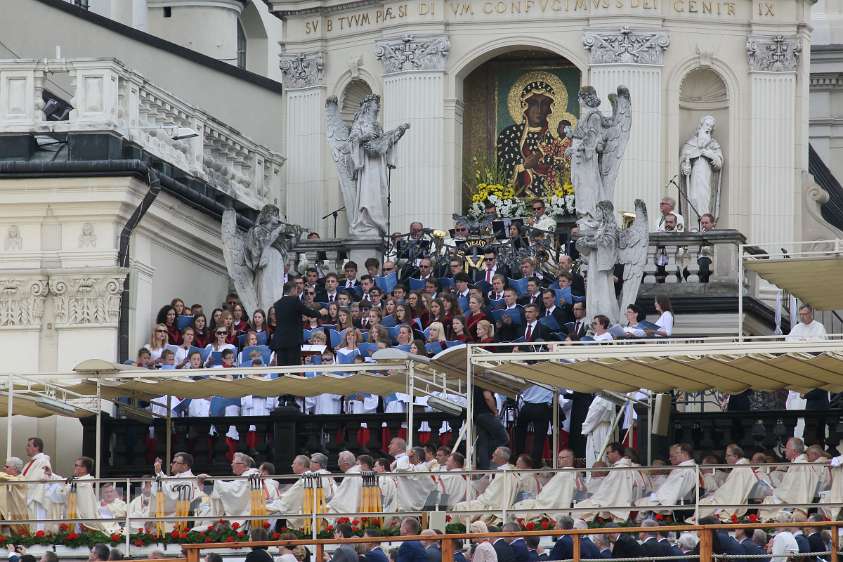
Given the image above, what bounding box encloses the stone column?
[746,35,801,244]
[583,27,669,217]
[280,52,326,230]
[376,34,449,232]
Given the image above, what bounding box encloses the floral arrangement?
[287,517,401,540]
[466,157,576,220]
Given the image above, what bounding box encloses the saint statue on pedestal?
[680,115,724,224]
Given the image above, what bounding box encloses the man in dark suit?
[525,536,542,562]
[397,518,428,562]
[521,304,552,343]
[270,282,322,365]
[607,522,645,559]
[363,529,390,562]
[547,517,575,561]
[502,523,530,562]
[579,536,603,559]
[473,250,510,284]
[558,254,585,296]
[807,514,828,560]
[518,278,545,308]
[640,520,673,557]
[420,530,441,562]
[794,530,812,562]
[540,290,573,328]
[492,536,516,562]
[737,529,766,561]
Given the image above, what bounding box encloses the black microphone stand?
[321,207,346,238]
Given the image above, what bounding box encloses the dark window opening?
[163,6,172,17]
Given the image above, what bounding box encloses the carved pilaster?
[746,35,801,72]
[583,27,670,65]
[48,268,127,327]
[375,34,450,74]
[279,52,325,89]
[0,274,49,328]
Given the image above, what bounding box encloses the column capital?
[746,34,801,72]
[0,273,49,329]
[375,34,450,75]
[48,268,128,328]
[583,27,670,66]
[279,51,325,90]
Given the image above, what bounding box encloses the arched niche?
[678,67,729,226]
[239,1,268,75]
[339,79,373,127]
[461,49,581,211]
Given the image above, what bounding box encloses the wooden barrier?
[177,521,843,562]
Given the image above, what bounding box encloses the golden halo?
[506,70,578,137]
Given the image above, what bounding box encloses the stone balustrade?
[0,57,284,210]
[639,229,747,296]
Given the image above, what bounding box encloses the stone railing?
[639,229,746,297]
[0,57,284,210]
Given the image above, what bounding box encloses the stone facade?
[267,0,813,244]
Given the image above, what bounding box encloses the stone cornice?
[746,34,801,72]
[279,51,326,89]
[583,27,670,65]
[375,34,450,74]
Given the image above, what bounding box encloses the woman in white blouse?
[653,295,674,337]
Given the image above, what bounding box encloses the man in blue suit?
[397,518,429,562]
[737,529,768,562]
[363,529,390,562]
[502,523,530,562]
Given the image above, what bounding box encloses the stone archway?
[460,49,581,213]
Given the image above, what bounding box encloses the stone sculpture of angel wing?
[598,86,632,202]
[617,199,649,316]
[221,206,259,317]
[325,96,358,228]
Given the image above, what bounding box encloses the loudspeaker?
[652,393,672,436]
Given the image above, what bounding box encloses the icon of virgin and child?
[496,71,578,197]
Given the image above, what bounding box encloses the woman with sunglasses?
[205,325,236,366]
[145,323,169,364]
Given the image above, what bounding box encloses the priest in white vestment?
[267,455,310,528]
[820,452,843,519]
[451,447,518,523]
[326,451,362,516]
[636,444,697,512]
[0,457,28,533]
[374,459,399,512]
[44,456,118,534]
[151,452,205,532]
[309,453,337,502]
[201,452,262,527]
[127,480,152,532]
[786,307,828,439]
[582,397,615,469]
[99,483,128,523]
[437,453,468,507]
[759,438,822,521]
[695,444,757,521]
[22,437,52,532]
[511,449,578,518]
[575,443,639,521]
[393,446,436,511]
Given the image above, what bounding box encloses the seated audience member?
[587,315,612,342]
[466,297,488,341]
[475,320,495,345]
[635,443,697,512]
[622,305,645,338]
[450,316,468,342]
[695,444,756,522]
[192,314,210,348]
[426,322,447,352]
[650,295,674,337]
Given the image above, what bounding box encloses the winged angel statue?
[325,94,409,239]
[221,204,302,314]
[618,199,649,318]
[565,85,632,218]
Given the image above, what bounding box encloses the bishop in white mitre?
[22,438,52,531]
[511,449,578,519]
[758,438,822,521]
[574,445,640,521]
[326,451,362,516]
[636,444,697,512]
[582,397,615,469]
[694,444,757,521]
[203,452,262,527]
[452,447,518,524]
[44,457,119,534]
[267,455,310,529]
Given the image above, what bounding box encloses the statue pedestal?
[343,237,386,266]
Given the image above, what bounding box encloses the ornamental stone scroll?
[583,26,670,65]
[375,34,450,74]
[279,51,325,89]
[746,34,801,72]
